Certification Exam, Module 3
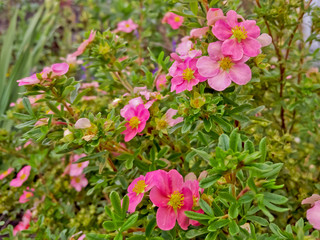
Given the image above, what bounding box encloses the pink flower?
[78,234,86,240]
[190,27,209,38]
[127,172,156,213]
[116,19,138,33]
[165,108,183,126]
[13,210,32,236]
[212,10,261,60]
[302,194,320,206]
[156,74,167,91]
[70,174,88,192]
[17,74,40,86]
[169,56,206,94]
[19,187,35,203]
[75,118,91,129]
[162,12,184,30]
[257,33,272,47]
[174,41,202,60]
[35,118,48,126]
[82,96,97,101]
[184,180,204,226]
[71,30,96,57]
[307,201,320,230]
[120,102,150,142]
[41,63,69,79]
[70,160,89,176]
[206,8,225,26]
[80,82,99,89]
[0,167,14,180]
[197,41,251,91]
[60,54,83,65]
[149,170,193,230]
[10,166,31,187]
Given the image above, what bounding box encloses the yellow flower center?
[174,16,181,22]
[75,177,81,183]
[182,68,195,81]
[168,191,184,210]
[158,119,168,129]
[129,116,140,129]
[132,180,147,195]
[219,57,234,71]
[20,174,27,180]
[25,192,32,198]
[77,163,82,168]
[193,196,198,207]
[3,170,8,175]
[232,26,248,42]
[126,24,130,28]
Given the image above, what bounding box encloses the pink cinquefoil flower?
[127,172,156,213]
[75,118,91,129]
[70,160,89,176]
[156,74,167,91]
[71,30,96,57]
[19,187,35,203]
[70,174,88,192]
[184,180,204,226]
[120,102,150,142]
[302,194,320,229]
[116,19,138,33]
[41,63,69,79]
[162,12,184,30]
[169,56,206,93]
[17,74,40,86]
[212,10,261,60]
[197,41,251,91]
[149,170,193,230]
[10,166,31,187]
[165,108,183,127]
[0,167,14,180]
[13,210,32,236]
[190,27,209,39]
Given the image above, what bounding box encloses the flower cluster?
[126,169,203,230]
[169,8,271,92]
[64,154,89,192]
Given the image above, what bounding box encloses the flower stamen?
[232,26,248,42]
[182,68,195,82]
[129,116,140,129]
[168,191,184,210]
[132,180,147,195]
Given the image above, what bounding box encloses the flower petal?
[150,187,169,207]
[241,37,261,58]
[212,20,232,41]
[228,63,252,85]
[156,207,177,231]
[207,71,232,91]
[221,39,243,61]
[196,56,220,78]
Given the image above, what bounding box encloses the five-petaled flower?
[10,166,31,188]
[149,170,193,230]
[197,41,252,91]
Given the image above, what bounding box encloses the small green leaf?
[218,134,229,151]
[103,221,117,231]
[259,137,267,162]
[228,203,239,219]
[229,128,239,152]
[199,175,221,188]
[185,211,211,220]
[208,219,229,231]
[121,195,129,217]
[110,191,122,217]
[200,199,214,216]
[191,148,213,163]
[22,97,34,116]
[146,218,157,237]
[246,216,269,226]
[120,213,139,232]
[229,220,240,235]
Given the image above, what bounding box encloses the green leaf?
[263,192,288,205]
[243,152,261,164]
[203,118,212,132]
[200,199,214,216]
[229,128,239,152]
[22,97,34,116]
[103,221,117,231]
[259,137,267,162]
[46,101,61,116]
[244,140,255,153]
[191,148,214,163]
[199,175,221,188]
[120,213,139,232]
[219,192,236,203]
[146,218,157,237]
[246,216,269,226]
[208,219,229,231]
[121,195,129,217]
[228,203,239,219]
[184,211,211,220]
[74,151,108,163]
[218,134,229,151]
[212,200,224,216]
[229,220,240,235]
[186,228,208,239]
[211,115,232,133]
[189,1,198,15]
[110,191,122,217]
